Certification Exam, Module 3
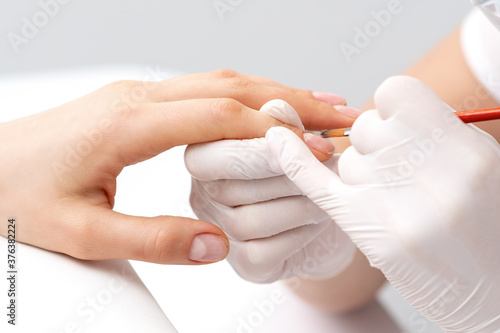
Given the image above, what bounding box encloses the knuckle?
[224,221,245,241]
[219,209,247,240]
[211,68,239,79]
[210,98,243,120]
[105,79,139,92]
[301,88,315,99]
[142,227,173,263]
[240,244,282,283]
[245,242,267,266]
[202,180,222,200]
[112,103,135,119]
[110,102,148,127]
[211,69,251,91]
[224,207,261,241]
[106,80,151,111]
[285,87,314,99]
[228,76,251,90]
[228,242,283,283]
[210,179,230,202]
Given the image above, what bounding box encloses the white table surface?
[0,66,443,333]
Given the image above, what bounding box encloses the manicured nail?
[312,91,346,106]
[189,234,229,262]
[303,132,335,155]
[334,105,362,118]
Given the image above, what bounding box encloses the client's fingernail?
[312,91,346,106]
[303,132,335,155]
[334,105,362,118]
[189,234,229,262]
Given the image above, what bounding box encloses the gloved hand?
[186,100,357,283]
[266,76,500,332]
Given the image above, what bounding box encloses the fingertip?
[188,233,229,263]
[374,75,415,106]
[97,211,231,265]
[348,109,380,153]
[312,91,346,106]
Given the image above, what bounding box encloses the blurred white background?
[0,1,475,332]
[2,0,471,106]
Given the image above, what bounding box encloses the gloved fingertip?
[374,75,416,103]
[261,99,289,110]
[265,126,291,142]
[265,126,279,139]
[261,99,305,130]
[374,75,444,121]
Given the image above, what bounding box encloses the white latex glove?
[185,100,356,283]
[266,76,500,332]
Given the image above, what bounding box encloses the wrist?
[286,249,386,313]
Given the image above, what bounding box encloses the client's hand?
[266,76,500,332]
[186,100,357,282]
[0,70,352,265]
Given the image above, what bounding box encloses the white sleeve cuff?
[461,9,500,103]
[471,0,500,29]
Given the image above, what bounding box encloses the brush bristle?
[320,128,348,138]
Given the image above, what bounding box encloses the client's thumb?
[70,207,229,265]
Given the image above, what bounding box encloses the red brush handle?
[456,107,500,123]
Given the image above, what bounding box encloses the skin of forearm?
[289,26,499,313]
